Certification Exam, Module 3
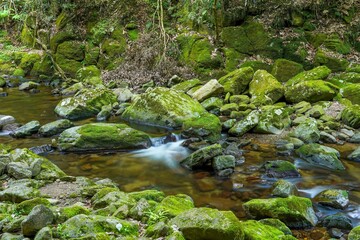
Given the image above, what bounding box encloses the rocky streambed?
[1,65,360,239]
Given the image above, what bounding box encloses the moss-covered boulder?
[259,218,292,235]
[75,65,101,82]
[169,208,244,240]
[182,114,221,143]
[58,203,91,223]
[240,220,286,240]
[249,70,284,105]
[261,160,300,179]
[295,144,345,170]
[349,225,360,240]
[55,54,83,78]
[271,59,304,82]
[54,88,117,120]
[340,84,360,105]
[254,106,291,134]
[314,189,349,209]
[191,79,224,102]
[15,198,50,215]
[38,119,74,137]
[348,147,360,162]
[21,205,54,237]
[285,80,337,103]
[30,56,53,77]
[181,144,223,169]
[57,214,138,238]
[243,196,318,228]
[218,67,254,95]
[314,48,349,72]
[341,105,360,128]
[56,41,84,61]
[286,66,331,87]
[155,194,194,218]
[57,123,151,152]
[12,120,40,138]
[291,118,320,143]
[221,21,282,58]
[171,79,202,92]
[122,87,215,129]
[19,53,41,75]
[229,110,259,136]
[0,179,41,203]
[50,32,76,52]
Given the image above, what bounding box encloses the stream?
[1,85,360,226]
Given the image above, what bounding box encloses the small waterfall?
[133,134,189,168]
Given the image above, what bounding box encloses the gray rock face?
[34,226,53,240]
[113,88,133,103]
[348,147,360,162]
[0,179,40,203]
[7,162,33,179]
[296,144,345,170]
[12,121,40,138]
[322,213,353,230]
[38,119,74,137]
[0,115,16,129]
[21,205,54,237]
[291,118,320,143]
[18,81,39,91]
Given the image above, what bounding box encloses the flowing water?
[1,85,360,228]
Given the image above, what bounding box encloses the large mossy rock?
[285,80,337,103]
[229,110,259,136]
[243,196,318,228]
[38,119,74,137]
[349,225,360,240]
[240,220,287,240]
[21,205,54,237]
[271,59,304,83]
[182,114,221,143]
[340,84,360,105]
[12,120,40,138]
[286,66,331,86]
[181,144,222,169]
[314,48,349,72]
[254,106,291,134]
[0,179,41,203]
[291,118,320,143]
[56,41,84,61]
[58,214,138,238]
[249,70,284,105]
[57,123,151,152]
[295,144,345,170]
[218,67,254,94]
[221,21,282,58]
[169,208,244,240]
[191,79,224,102]
[54,88,117,120]
[341,105,360,128]
[155,194,194,218]
[122,87,217,129]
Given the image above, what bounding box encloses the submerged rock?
[243,196,318,228]
[314,189,349,209]
[54,88,117,120]
[38,119,74,137]
[57,123,151,152]
[169,207,244,240]
[295,144,345,170]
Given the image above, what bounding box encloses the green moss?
[223,48,246,72]
[182,114,222,143]
[128,190,165,202]
[271,59,304,82]
[155,194,194,218]
[286,66,332,86]
[128,29,139,41]
[19,53,41,74]
[243,196,318,228]
[57,41,85,61]
[341,105,360,128]
[84,45,100,65]
[323,34,351,54]
[219,67,254,95]
[314,48,349,72]
[56,11,71,30]
[240,220,285,240]
[305,32,327,48]
[55,54,83,78]
[285,80,337,103]
[59,204,91,222]
[76,65,101,81]
[50,31,76,52]
[30,56,54,77]
[171,79,202,92]
[341,84,360,105]
[20,25,34,47]
[12,68,25,77]
[15,198,50,215]
[259,219,292,235]
[102,39,126,58]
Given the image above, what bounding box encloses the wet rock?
[243,196,318,228]
[212,155,235,177]
[61,82,84,96]
[321,213,353,230]
[18,81,39,91]
[155,194,194,218]
[0,115,16,129]
[307,105,325,118]
[261,160,300,178]
[169,207,244,240]
[272,179,297,197]
[34,226,52,240]
[341,105,360,128]
[348,147,360,162]
[259,218,292,235]
[229,110,259,136]
[320,131,338,144]
[295,144,345,170]
[191,79,224,102]
[348,225,360,240]
[182,114,221,143]
[57,123,151,152]
[180,144,223,169]
[254,106,291,134]
[7,162,33,179]
[240,220,287,239]
[38,119,74,137]
[0,179,40,203]
[222,119,237,130]
[54,88,117,120]
[58,214,138,238]
[349,132,360,143]
[96,104,112,121]
[314,189,349,209]
[11,121,40,138]
[0,92,8,97]
[21,205,54,237]
[249,70,284,105]
[291,118,320,143]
